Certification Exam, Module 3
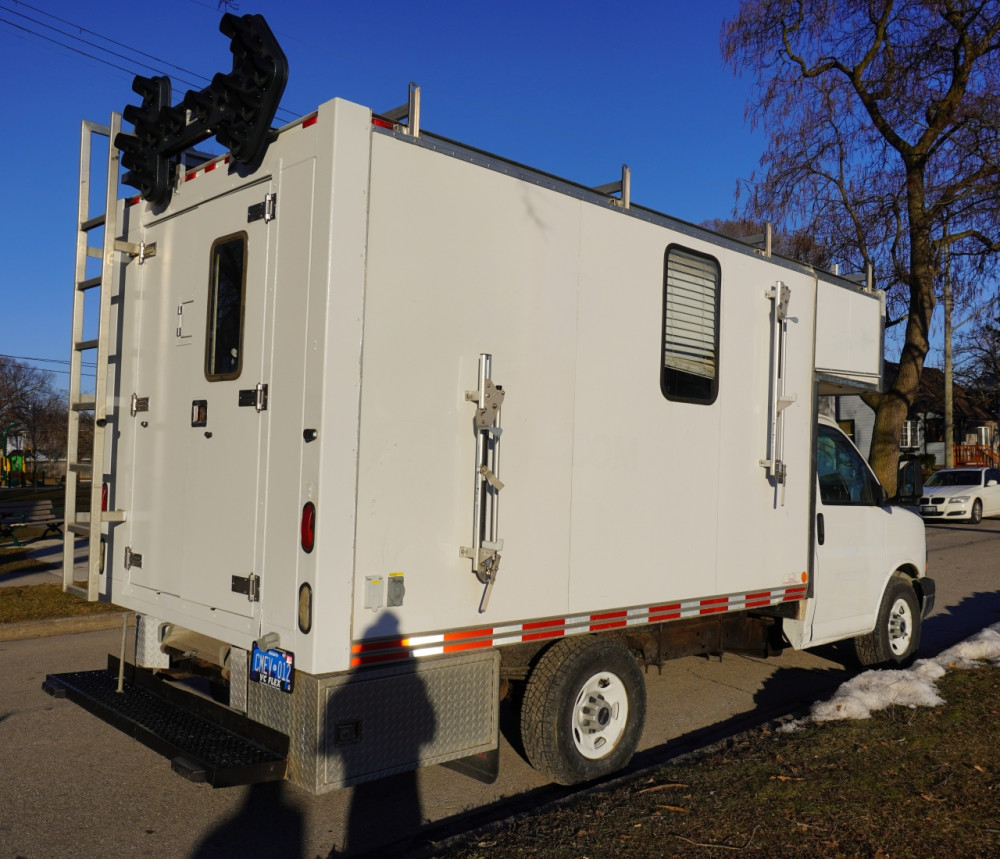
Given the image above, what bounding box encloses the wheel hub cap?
[572,673,629,760]
[887,598,914,655]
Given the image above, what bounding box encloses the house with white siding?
[833,362,997,467]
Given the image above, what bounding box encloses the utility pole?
[942,206,999,467]
[944,220,954,468]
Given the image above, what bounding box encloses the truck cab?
[784,415,932,662]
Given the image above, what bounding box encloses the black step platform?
[44,655,288,788]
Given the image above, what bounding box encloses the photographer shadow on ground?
[326,612,436,856]
[190,780,304,858]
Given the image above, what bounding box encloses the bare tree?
[702,217,834,269]
[0,357,67,480]
[954,310,1000,420]
[0,357,52,427]
[723,0,1000,493]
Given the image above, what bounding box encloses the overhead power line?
[0,11,138,78]
[0,353,95,367]
[0,354,96,377]
[0,1,303,121]
[11,0,213,86]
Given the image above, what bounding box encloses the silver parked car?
[919,467,1000,524]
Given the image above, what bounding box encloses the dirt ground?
[432,666,1000,858]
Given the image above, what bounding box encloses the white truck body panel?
[814,279,884,391]
[100,96,918,682]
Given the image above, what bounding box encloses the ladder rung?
[67,523,89,537]
[65,584,89,600]
[87,247,103,259]
[78,276,102,291]
[81,213,106,232]
[69,463,93,474]
[72,399,97,411]
[75,339,99,351]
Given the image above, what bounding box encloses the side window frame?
[661,244,721,405]
[816,424,883,506]
[204,231,248,382]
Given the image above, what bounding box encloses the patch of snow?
[780,621,1000,732]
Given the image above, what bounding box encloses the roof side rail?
[737,222,772,258]
[593,164,631,209]
[380,82,421,138]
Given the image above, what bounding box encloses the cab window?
[816,424,883,505]
[205,233,247,381]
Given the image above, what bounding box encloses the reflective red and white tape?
[350,582,809,667]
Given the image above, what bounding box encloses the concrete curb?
[0,612,134,642]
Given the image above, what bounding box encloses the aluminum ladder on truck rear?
[63,115,128,600]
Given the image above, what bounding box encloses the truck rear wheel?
[521,636,646,785]
[855,576,921,668]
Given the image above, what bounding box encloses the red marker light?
[301,502,316,553]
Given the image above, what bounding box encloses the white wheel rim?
[571,671,629,760]
[887,597,914,656]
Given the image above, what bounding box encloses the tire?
[521,636,646,785]
[855,576,921,668]
[969,499,983,525]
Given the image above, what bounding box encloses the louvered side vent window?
[661,245,720,404]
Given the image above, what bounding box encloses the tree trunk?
[868,173,936,497]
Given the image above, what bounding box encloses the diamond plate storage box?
[248,649,499,792]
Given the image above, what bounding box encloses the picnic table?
[0,498,64,546]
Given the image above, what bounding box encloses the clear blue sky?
[1,0,763,389]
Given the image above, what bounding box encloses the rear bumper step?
[43,655,288,788]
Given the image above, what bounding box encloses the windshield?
[925,470,982,488]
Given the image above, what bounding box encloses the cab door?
[126,179,274,622]
[809,422,890,644]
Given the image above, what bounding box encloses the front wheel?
[521,636,646,785]
[855,576,921,667]
[969,499,983,524]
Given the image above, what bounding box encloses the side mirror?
[896,458,923,501]
[987,479,998,488]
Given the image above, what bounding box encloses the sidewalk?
[0,533,132,641]
[0,534,77,588]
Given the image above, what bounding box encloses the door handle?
[817,512,825,545]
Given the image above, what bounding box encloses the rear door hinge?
[130,393,149,417]
[124,547,143,570]
[232,573,260,602]
[247,192,276,224]
[238,383,269,412]
[114,239,157,264]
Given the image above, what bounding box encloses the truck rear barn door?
[126,179,275,620]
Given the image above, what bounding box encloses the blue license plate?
[250,644,295,693]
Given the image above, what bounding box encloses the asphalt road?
[1,518,998,858]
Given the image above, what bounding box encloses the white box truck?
[46,14,932,792]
